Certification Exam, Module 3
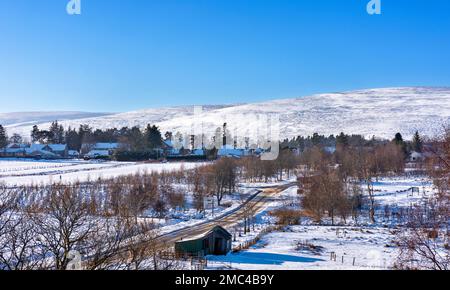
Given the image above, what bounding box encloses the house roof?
[191,149,205,156]
[25,148,58,157]
[176,226,232,243]
[48,144,67,151]
[7,143,28,149]
[30,144,67,152]
[218,147,244,157]
[3,148,26,153]
[163,140,174,148]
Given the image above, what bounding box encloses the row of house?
[0,143,78,159]
[1,140,266,160]
[0,143,120,159]
[163,140,265,160]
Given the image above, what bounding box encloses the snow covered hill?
[0,111,111,127]
[3,87,450,140]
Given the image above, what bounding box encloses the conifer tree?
[412,131,423,153]
[0,125,8,149]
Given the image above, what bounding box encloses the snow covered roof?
[3,148,26,153]
[48,144,67,151]
[218,146,245,157]
[323,146,336,154]
[192,149,205,156]
[163,140,174,148]
[176,226,231,242]
[25,148,59,157]
[7,143,28,149]
[30,144,67,152]
[30,144,45,151]
[93,143,120,150]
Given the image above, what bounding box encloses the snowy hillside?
[0,111,111,127]
[4,87,450,140]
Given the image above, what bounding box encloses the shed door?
[214,238,224,255]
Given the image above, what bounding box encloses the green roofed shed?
[175,225,232,256]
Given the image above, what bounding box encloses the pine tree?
[336,132,349,147]
[394,132,404,145]
[393,132,407,156]
[31,125,40,143]
[49,121,65,144]
[65,127,81,151]
[144,124,162,149]
[412,131,423,153]
[0,125,8,149]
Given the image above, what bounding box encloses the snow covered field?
[0,159,205,186]
[208,225,397,270]
[207,175,437,270]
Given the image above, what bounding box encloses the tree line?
[298,136,406,225]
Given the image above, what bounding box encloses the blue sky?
[0,0,449,113]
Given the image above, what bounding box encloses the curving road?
[155,182,297,249]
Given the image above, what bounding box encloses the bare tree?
[31,185,95,270]
[396,204,449,270]
[0,213,45,270]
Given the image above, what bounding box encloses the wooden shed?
[175,225,232,257]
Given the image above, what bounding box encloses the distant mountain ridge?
[0,111,112,127]
[3,87,450,140]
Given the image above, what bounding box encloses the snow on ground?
[157,188,260,235]
[208,225,397,270]
[371,176,434,207]
[150,175,298,235]
[0,159,206,186]
[206,174,437,270]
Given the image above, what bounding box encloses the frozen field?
[208,225,397,270]
[0,159,205,186]
[207,175,437,270]
[372,176,434,207]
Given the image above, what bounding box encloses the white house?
[409,151,425,162]
[68,150,80,158]
[29,144,68,158]
[0,144,28,157]
[0,143,68,159]
[83,142,121,158]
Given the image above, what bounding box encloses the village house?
[28,144,68,158]
[0,143,28,157]
[0,143,68,159]
[409,151,425,162]
[83,142,121,159]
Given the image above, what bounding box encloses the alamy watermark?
[66,0,81,15]
[367,0,382,15]
[66,1,381,16]
[169,106,280,160]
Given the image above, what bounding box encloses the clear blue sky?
[0,0,449,113]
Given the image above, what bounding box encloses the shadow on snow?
[208,252,324,265]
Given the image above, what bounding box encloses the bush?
[269,208,303,225]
